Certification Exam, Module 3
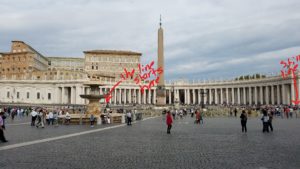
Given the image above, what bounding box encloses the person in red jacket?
[166,111,173,134]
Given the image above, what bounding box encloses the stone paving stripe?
[0,116,159,151]
[6,122,31,126]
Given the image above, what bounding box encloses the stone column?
[192,89,195,104]
[215,88,218,104]
[187,89,190,105]
[184,89,187,104]
[129,89,132,104]
[203,89,207,104]
[169,90,172,104]
[143,90,146,104]
[138,89,141,104]
[148,89,152,104]
[226,88,229,104]
[254,87,258,105]
[249,87,252,105]
[237,87,240,105]
[291,83,295,105]
[260,86,263,104]
[266,86,269,104]
[124,89,127,104]
[271,85,275,105]
[242,87,245,104]
[232,88,235,104]
[209,88,212,104]
[277,85,280,104]
[62,86,65,104]
[153,89,156,104]
[55,87,60,104]
[119,88,122,104]
[198,89,201,104]
[114,89,117,105]
[220,88,223,104]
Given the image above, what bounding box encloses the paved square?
[0,116,300,169]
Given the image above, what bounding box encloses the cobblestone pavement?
[0,116,299,169]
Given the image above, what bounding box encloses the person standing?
[49,111,54,125]
[240,110,247,133]
[65,112,71,125]
[261,110,269,133]
[234,108,238,117]
[0,112,8,142]
[30,109,38,126]
[90,114,95,127]
[268,112,273,132]
[126,111,132,125]
[195,110,200,124]
[166,111,173,134]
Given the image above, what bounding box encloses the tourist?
[240,110,247,133]
[234,108,238,117]
[268,112,273,132]
[49,111,54,125]
[126,111,132,125]
[36,110,45,128]
[172,110,176,119]
[65,112,71,125]
[166,111,173,134]
[0,112,8,142]
[199,110,204,124]
[261,109,269,133]
[53,112,59,126]
[45,113,50,125]
[30,109,38,126]
[90,114,95,127]
[195,110,200,124]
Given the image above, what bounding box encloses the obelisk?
[156,15,166,105]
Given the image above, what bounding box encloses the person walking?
[240,110,247,133]
[0,112,8,142]
[126,111,132,125]
[166,111,173,134]
[195,110,200,124]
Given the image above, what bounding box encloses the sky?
[1,0,300,81]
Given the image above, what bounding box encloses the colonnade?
[166,83,293,105]
[99,87,157,105]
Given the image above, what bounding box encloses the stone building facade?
[0,40,296,106]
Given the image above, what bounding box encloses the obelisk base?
[156,88,166,106]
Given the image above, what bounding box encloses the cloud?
[1,0,300,80]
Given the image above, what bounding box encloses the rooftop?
[83,50,142,55]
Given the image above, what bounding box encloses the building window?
[37,92,40,99]
[27,92,30,99]
[48,93,51,100]
[17,92,20,99]
[7,92,10,98]
[92,65,94,70]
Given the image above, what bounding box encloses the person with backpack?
[240,110,247,133]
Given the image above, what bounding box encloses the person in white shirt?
[49,112,54,125]
[30,110,38,126]
[65,112,71,125]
